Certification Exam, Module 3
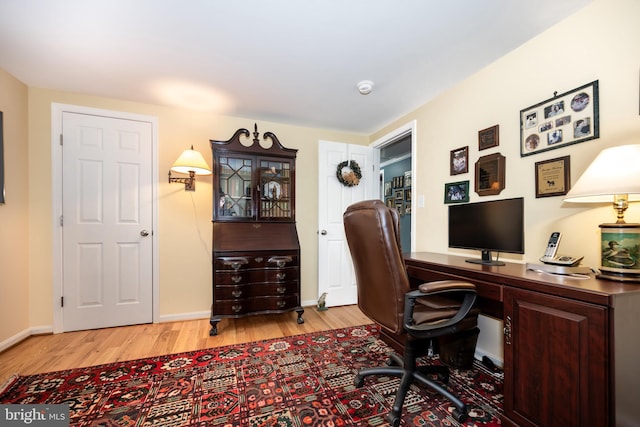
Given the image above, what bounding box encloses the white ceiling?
[0,0,592,134]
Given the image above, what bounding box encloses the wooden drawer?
[214,266,298,285]
[215,254,299,271]
[215,281,298,299]
[214,294,300,316]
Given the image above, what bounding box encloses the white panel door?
[62,112,153,331]
[318,141,377,307]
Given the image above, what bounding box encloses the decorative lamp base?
[598,223,640,282]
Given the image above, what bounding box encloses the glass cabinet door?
[217,155,253,218]
[259,158,293,220]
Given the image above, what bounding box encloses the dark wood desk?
[402,252,640,427]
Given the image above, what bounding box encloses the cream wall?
[26,88,367,329]
[0,69,29,343]
[372,0,640,267]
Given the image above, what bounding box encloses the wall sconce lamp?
[564,144,640,282]
[168,146,212,191]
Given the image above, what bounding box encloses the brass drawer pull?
[232,305,242,313]
[276,286,286,294]
[268,256,293,268]
[276,273,286,280]
[277,300,286,308]
[221,257,249,271]
[232,276,242,283]
[232,290,243,298]
[254,257,264,263]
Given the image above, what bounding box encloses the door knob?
[140,230,150,237]
[320,230,327,235]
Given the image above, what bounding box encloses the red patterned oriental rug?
[0,324,503,426]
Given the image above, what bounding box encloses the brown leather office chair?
[343,200,479,426]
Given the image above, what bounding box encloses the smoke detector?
[357,80,374,95]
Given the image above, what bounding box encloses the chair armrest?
[403,280,477,337]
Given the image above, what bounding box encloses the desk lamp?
[564,144,640,282]
[168,146,212,191]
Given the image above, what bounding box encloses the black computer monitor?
[448,197,525,266]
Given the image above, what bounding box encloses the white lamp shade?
[170,147,212,175]
[564,144,640,203]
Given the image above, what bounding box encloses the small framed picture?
[450,146,468,175]
[404,188,412,202]
[393,189,404,201]
[395,202,404,215]
[478,125,499,151]
[404,170,412,187]
[386,197,394,208]
[444,181,470,204]
[535,155,571,198]
[475,152,505,196]
[384,181,392,197]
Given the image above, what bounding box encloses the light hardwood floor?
[0,305,370,386]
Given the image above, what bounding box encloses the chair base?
[355,351,468,427]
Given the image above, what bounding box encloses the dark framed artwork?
[535,155,571,198]
[394,201,404,215]
[393,189,404,201]
[520,80,599,157]
[475,152,505,196]
[450,146,468,175]
[478,125,499,150]
[384,181,392,197]
[392,175,405,188]
[386,197,394,209]
[444,180,470,204]
[0,111,4,204]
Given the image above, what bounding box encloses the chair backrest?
[343,200,410,335]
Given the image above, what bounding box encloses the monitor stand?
[465,250,505,266]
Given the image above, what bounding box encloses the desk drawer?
[406,265,503,302]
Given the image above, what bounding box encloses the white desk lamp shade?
[170,147,212,176]
[564,144,640,203]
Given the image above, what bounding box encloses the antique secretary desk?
[209,124,304,335]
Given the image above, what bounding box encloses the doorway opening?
[372,121,416,252]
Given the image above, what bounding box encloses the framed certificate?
[535,156,571,198]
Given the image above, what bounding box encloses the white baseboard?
[157,311,210,323]
[0,325,53,353]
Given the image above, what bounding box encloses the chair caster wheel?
[354,375,364,388]
[452,409,467,423]
[385,413,401,427]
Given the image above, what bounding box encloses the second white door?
[317,141,377,307]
